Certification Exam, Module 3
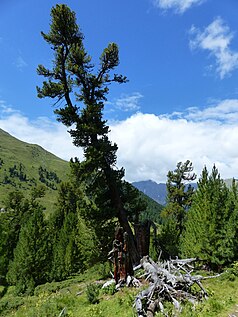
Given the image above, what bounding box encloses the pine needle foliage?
[181,165,238,270]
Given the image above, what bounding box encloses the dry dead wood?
[133,256,220,317]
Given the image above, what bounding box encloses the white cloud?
[153,0,205,13]
[15,55,28,71]
[190,17,238,78]
[184,99,238,123]
[107,92,143,113]
[1,100,238,184]
[0,104,82,161]
[110,109,238,183]
[0,103,20,114]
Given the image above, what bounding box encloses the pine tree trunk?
[134,221,151,257]
[104,166,140,266]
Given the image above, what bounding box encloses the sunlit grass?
[1,266,238,317]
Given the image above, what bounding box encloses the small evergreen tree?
[0,214,9,284]
[51,211,79,280]
[7,206,50,294]
[50,180,98,281]
[160,160,196,257]
[181,166,238,270]
[0,191,33,284]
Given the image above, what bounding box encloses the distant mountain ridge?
[133,177,237,206]
[132,180,199,206]
[132,180,167,205]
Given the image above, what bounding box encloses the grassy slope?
[1,267,238,317]
[0,128,70,211]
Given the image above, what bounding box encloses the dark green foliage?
[165,160,196,228]
[38,166,61,189]
[9,163,27,181]
[160,160,196,257]
[2,163,34,187]
[7,206,50,295]
[160,214,180,258]
[86,283,100,304]
[0,218,8,284]
[122,181,147,224]
[65,161,114,261]
[138,192,163,224]
[49,181,79,281]
[181,166,238,270]
[0,191,33,283]
[31,184,46,200]
[49,180,98,281]
[0,189,53,292]
[51,212,79,281]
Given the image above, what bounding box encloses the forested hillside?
[0,128,69,210]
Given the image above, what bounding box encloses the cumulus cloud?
[153,0,205,14]
[190,17,238,78]
[1,100,238,183]
[110,107,238,183]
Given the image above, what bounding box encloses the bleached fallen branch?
[58,307,67,317]
[134,256,220,317]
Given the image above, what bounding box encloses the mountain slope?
[0,128,70,210]
[139,191,163,223]
[133,180,167,205]
[133,180,199,206]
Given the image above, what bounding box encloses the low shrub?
[86,283,100,304]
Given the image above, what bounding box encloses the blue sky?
[0,0,238,182]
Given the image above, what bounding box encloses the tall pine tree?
[37,4,141,265]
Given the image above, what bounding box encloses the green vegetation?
[0,129,162,293]
[180,166,238,270]
[0,128,69,211]
[1,3,238,317]
[159,160,196,257]
[1,266,238,317]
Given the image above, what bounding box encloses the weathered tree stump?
[109,227,133,284]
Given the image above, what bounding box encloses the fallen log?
[133,256,220,317]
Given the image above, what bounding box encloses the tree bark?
[104,165,140,266]
[134,221,151,257]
